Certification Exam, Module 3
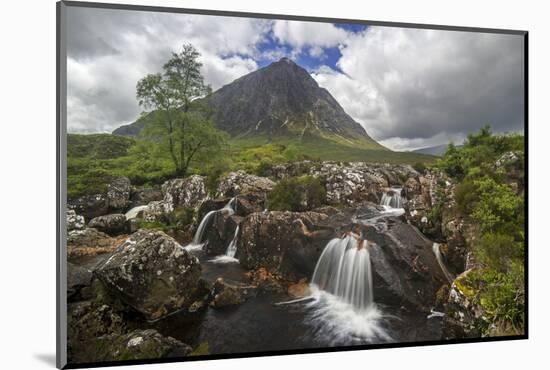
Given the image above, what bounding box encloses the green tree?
[136,44,226,177]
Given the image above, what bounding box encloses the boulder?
[309,162,388,206]
[161,175,208,212]
[107,176,131,211]
[93,329,192,362]
[88,214,127,235]
[202,213,243,256]
[237,211,332,281]
[94,230,208,321]
[217,171,275,198]
[209,278,256,308]
[67,262,93,301]
[67,209,85,231]
[68,193,109,221]
[130,186,163,207]
[234,193,266,216]
[67,228,127,258]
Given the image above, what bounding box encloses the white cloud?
[312,27,524,150]
[272,20,349,49]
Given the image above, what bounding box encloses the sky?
[66,6,525,151]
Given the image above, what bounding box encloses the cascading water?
[225,225,240,258]
[303,234,391,344]
[380,188,404,209]
[311,236,373,310]
[124,205,149,220]
[432,243,454,284]
[186,197,236,250]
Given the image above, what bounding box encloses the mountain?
[411,143,463,156]
[113,58,384,150]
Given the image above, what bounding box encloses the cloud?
[66,7,269,133]
[313,27,525,149]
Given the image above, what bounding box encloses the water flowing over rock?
[380,188,404,209]
[67,209,85,231]
[217,171,275,198]
[88,214,127,235]
[95,230,209,321]
[311,235,373,310]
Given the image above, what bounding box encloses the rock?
[443,269,484,338]
[217,171,275,198]
[94,329,192,362]
[162,175,208,212]
[88,214,127,235]
[67,262,93,301]
[67,302,126,363]
[287,278,311,298]
[67,209,85,231]
[196,198,232,221]
[94,230,208,321]
[107,176,131,211]
[234,193,266,216]
[209,278,256,308]
[130,186,163,207]
[309,162,388,206]
[312,205,342,217]
[68,193,109,221]
[265,161,316,181]
[67,228,127,258]
[202,213,242,256]
[237,211,332,281]
[245,267,286,295]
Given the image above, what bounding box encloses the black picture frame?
[56,1,528,368]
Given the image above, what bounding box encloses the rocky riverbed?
[66,160,489,364]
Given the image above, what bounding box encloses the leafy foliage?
[438,126,525,334]
[267,175,326,212]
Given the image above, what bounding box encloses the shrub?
[412,161,427,174]
[267,175,326,212]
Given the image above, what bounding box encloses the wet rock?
[94,329,192,362]
[67,262,93,301]
[238,211,332,281]
[94,230,207,321]
[107,176,131,211]
[88,214,127,235]
[67,228,127,258]
[67,209,85,231]
[287,278,311,298]
[130,186,163,207]
[209,278,256,308]
[217,171,275,198]
[202,213,242,256]
[245,267,286,295]
[162,175,208,212]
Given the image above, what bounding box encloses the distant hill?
[411,143,463,156]
[114,57,385,151]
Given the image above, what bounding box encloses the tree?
[136,44,226,177]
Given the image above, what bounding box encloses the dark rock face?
[234,193,266,216]
[202,213,243,256]
[67,263,93,301]
[68,177,132,220]
[68,302,126,363]
[203,58,379,147]
[88,214,127,235]
[209,278,256,308]
[94,329,192,362]
[238,211,332,281]
[130,186,163,207]
[217,171,275,198]
[95,230,208,321]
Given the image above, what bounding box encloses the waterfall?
[187,197,236,249]
[225,225,239,258]
[124,205,149,220]
[311,235,373,311]
[432,243,454,284]
[380,188,404,209]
